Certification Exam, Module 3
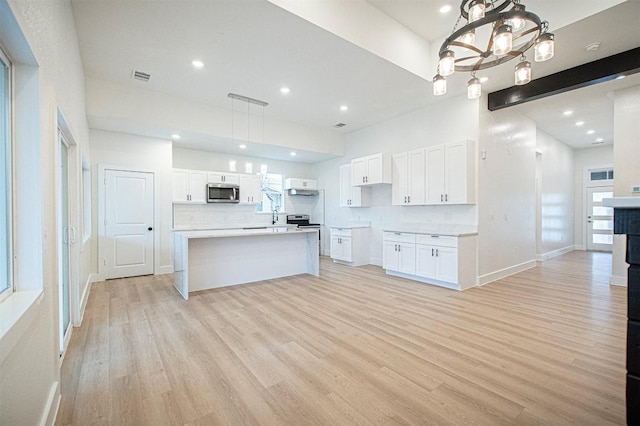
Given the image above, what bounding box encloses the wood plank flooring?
[56,251,627,425]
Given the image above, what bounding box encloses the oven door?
[207,184,240,203]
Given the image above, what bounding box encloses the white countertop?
[383,224,478,237]
[174,227,318,239]
[172,224,295,232]
[329,222,371,229]
[603,197,640,208]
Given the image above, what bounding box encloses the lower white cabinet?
[330,227,370,266]
[383,231,477,290]
[382,233,416,274]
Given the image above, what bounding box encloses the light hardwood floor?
[56,251,626,425]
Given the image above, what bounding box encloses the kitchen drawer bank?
[382,227,477,291]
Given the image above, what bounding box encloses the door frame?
[97,164,156,281]
[581,163,614,250]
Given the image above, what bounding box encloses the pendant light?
[468,0,485,22]
[493,24,513,56]
[433,73,447,96]
[507,4,526,32]
[438,49,456,76]
[534,32,555,62]
[460,29,476,45]
[514,57,532,85]
[467,74,481,99]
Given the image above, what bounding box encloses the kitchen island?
[173,227,319,299]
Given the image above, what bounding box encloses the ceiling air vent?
[132,70,151,82]
[334,123,346,128]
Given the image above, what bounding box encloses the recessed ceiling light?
[480,76,489,83]
[340,105,348,111]
[575,121,585,126]
[290,151,297,156]
[171,134,181,140]
[585,42,601,52]
[563,110,573,116]
[239,144,247,149]
[439,4,452,14]
[280,87,290,94]
[596,137,604,142]
[587,129,595,135]
[192,60,204,69]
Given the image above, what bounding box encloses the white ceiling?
[71,0,640,158]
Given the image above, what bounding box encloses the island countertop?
[383,224,478,237]
[174,227,317,239]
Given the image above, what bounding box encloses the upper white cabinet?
[285,178,317,190]
[208,172,239,185]
[239,174,261,204]
[426,140,475,205]
[339,164,370,207]
[351,153,392,186]
[392,149,426,206]
[173,169,207,204]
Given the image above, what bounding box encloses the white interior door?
[104,169,154,278]
[586,186,613,252]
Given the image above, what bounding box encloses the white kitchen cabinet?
[383,230,477,290]
[339,164,370,207]
[285,178,317,190]
[239,174,261,204]
[415,235,458,284]
[351,153,392,186]
[392,149,426,206]
[208,172,240,185]
[330,227,370,266]
[382,232,416,274]
[172,169,207,203]
[426,140,475,205]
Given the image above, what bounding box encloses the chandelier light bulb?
[433,74,447,96]
[468,0,485,23]
[514,60,532,85]
[439,49,456,76]
[493,24,513,56]
[508,4,526,32]
[467,77,481,99]
[534,32,555,62]
[460,29,476,45]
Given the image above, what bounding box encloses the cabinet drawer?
[331,228,353,238]
[628,373,640,425]
[629,320,640,374]
[416,234,457,247]
[383,232,416,244]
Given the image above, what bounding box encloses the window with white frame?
[257,172,285,213]
[0,45,12,299]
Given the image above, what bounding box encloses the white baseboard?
[536,245,575,262]
[574,244,586,251]
[41,381,60,426]
[78,275,93,325]
[478,259,537,286]
[91,272,105,283]
[157,265,174,275]
[610,274,628,287]
[370,257,382,267]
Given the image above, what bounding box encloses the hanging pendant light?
[438,49,456,76]
[507,4,526,32]
[493,24,513,56]
[514,58,532,85]
[534,32,555,62]
[433,73,447,96]
[460,29,476,45]
[467,75,481,99]
[468,0,485,22]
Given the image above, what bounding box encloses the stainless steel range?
[286,214,321,247]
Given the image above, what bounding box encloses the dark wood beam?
[488,47,640,111]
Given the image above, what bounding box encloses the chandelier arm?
[512,26,539,42]
[449,40,485,55]
[455,54,483,63]
[471,56,485,72]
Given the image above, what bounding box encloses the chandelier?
[433,0,555,99]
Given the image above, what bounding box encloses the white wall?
[612,85,640,286]
[573,145,613,249]
[90,130,174,276]
[536,130,575,259]
[1,0,91,424]
[477,102,537,284]
[314,94,479,264]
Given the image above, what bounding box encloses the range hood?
[288,188,319,196]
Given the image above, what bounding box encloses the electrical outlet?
[632,185,640,193]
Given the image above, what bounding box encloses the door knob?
[148,227,153,231]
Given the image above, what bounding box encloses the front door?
[586,186,613,252]
[104,169,154,279]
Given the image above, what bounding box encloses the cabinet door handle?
[445,194,448,202]
[436,249,439,257]
[441,194,443,202]
[408,196,410,203]
[404,196,407,203]
[398,245,401,252]
[432,248,434,256]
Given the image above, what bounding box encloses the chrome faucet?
[272,210,278,225]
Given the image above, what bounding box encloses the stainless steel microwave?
[207,183,240,203]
